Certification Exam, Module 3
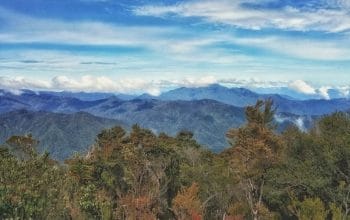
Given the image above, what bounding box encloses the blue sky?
[0,0,350,97]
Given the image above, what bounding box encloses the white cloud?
[0,75,287,95]
[295,117,307,132]
[0,6,176,47]
[230,36,350,61]
[1,6,350,62]
[133,0,350,33]
[0,76,51,90]
[274,114,307,132]
[0,75,220,96]
[51,75,163,95]
[318,86,331,99]
[289,80,317,95]
[173,76,218,87]
[338,86,350,97]
[288,80,333,99]
[1,75,349,100]
[218,78,288,88]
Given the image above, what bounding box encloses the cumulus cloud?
[0,76,51,90]
[0,75,349,100]
[51,76,164,95]
[318,86,331,100]
[173,76,218,88]
[0,75,220,96]
[338,86,350,97]
[288,80,333,99]
[0,75,284,95]
[289,80,317,95]
[218,78,288,88]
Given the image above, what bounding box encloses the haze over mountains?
[1,84,348,160]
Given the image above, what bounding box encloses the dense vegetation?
[0,100,349,219]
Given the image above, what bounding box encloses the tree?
[317,112,350,219]
[5,135,38,160]
[0,136,67,219]
[66,126,185,219]
[267,112,350,219]
[226,100,283,220]
[288,197,328,220]
[172,182,203,220]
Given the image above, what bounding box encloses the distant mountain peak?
[136,93,155,100]
[207,83,225,88]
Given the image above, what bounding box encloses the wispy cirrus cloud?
[0,6,175,47]
[133,0,350,32]
[1,2,350,87]
[0,2,349,80]
[1,5,350,62]
[229,35,350,61]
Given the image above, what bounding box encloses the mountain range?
[3,84,350,115]
[1,84,349,159]
[157,84,350,115]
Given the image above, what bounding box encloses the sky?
[0,0,350,97]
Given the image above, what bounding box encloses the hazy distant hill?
[1,86,348,158]
[159,84,266,107]
[0,89,105,114]
[158,84,350,115]
[2,86,350,116]
[40,91,136,101]
[0,93,249,153]
[0,110,123,160]
[0,99,247,155]
[86,98,246,151]
[0,94,314,155]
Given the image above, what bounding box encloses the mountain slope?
[39,91,136,101]
[2,87,350,116]
[86,98,246,151]
[159,84,264,107]
[159,84,350,115]
[84,98,314,151]
[0,95,316,156]
[0,110,124,160]
[0,89,105,114]
[0,88,346,156]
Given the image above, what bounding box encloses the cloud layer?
[0,75,219,95]
[0,75,348,100]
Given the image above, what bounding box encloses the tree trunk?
[253,209,258,220]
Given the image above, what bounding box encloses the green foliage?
[264,112,350,219]
[1,103,350,220]
[79,184,100,218]
[288,197,328,220]
[330,203,342,220]
[225,99,283,220]
[0,137,68,219]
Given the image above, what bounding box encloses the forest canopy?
[0,100,349,220]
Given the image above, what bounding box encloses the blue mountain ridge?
[0,85,347,159]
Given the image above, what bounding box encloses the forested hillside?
[0,110,125,160]
[1,100,349,219]
[0,88,324,154]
